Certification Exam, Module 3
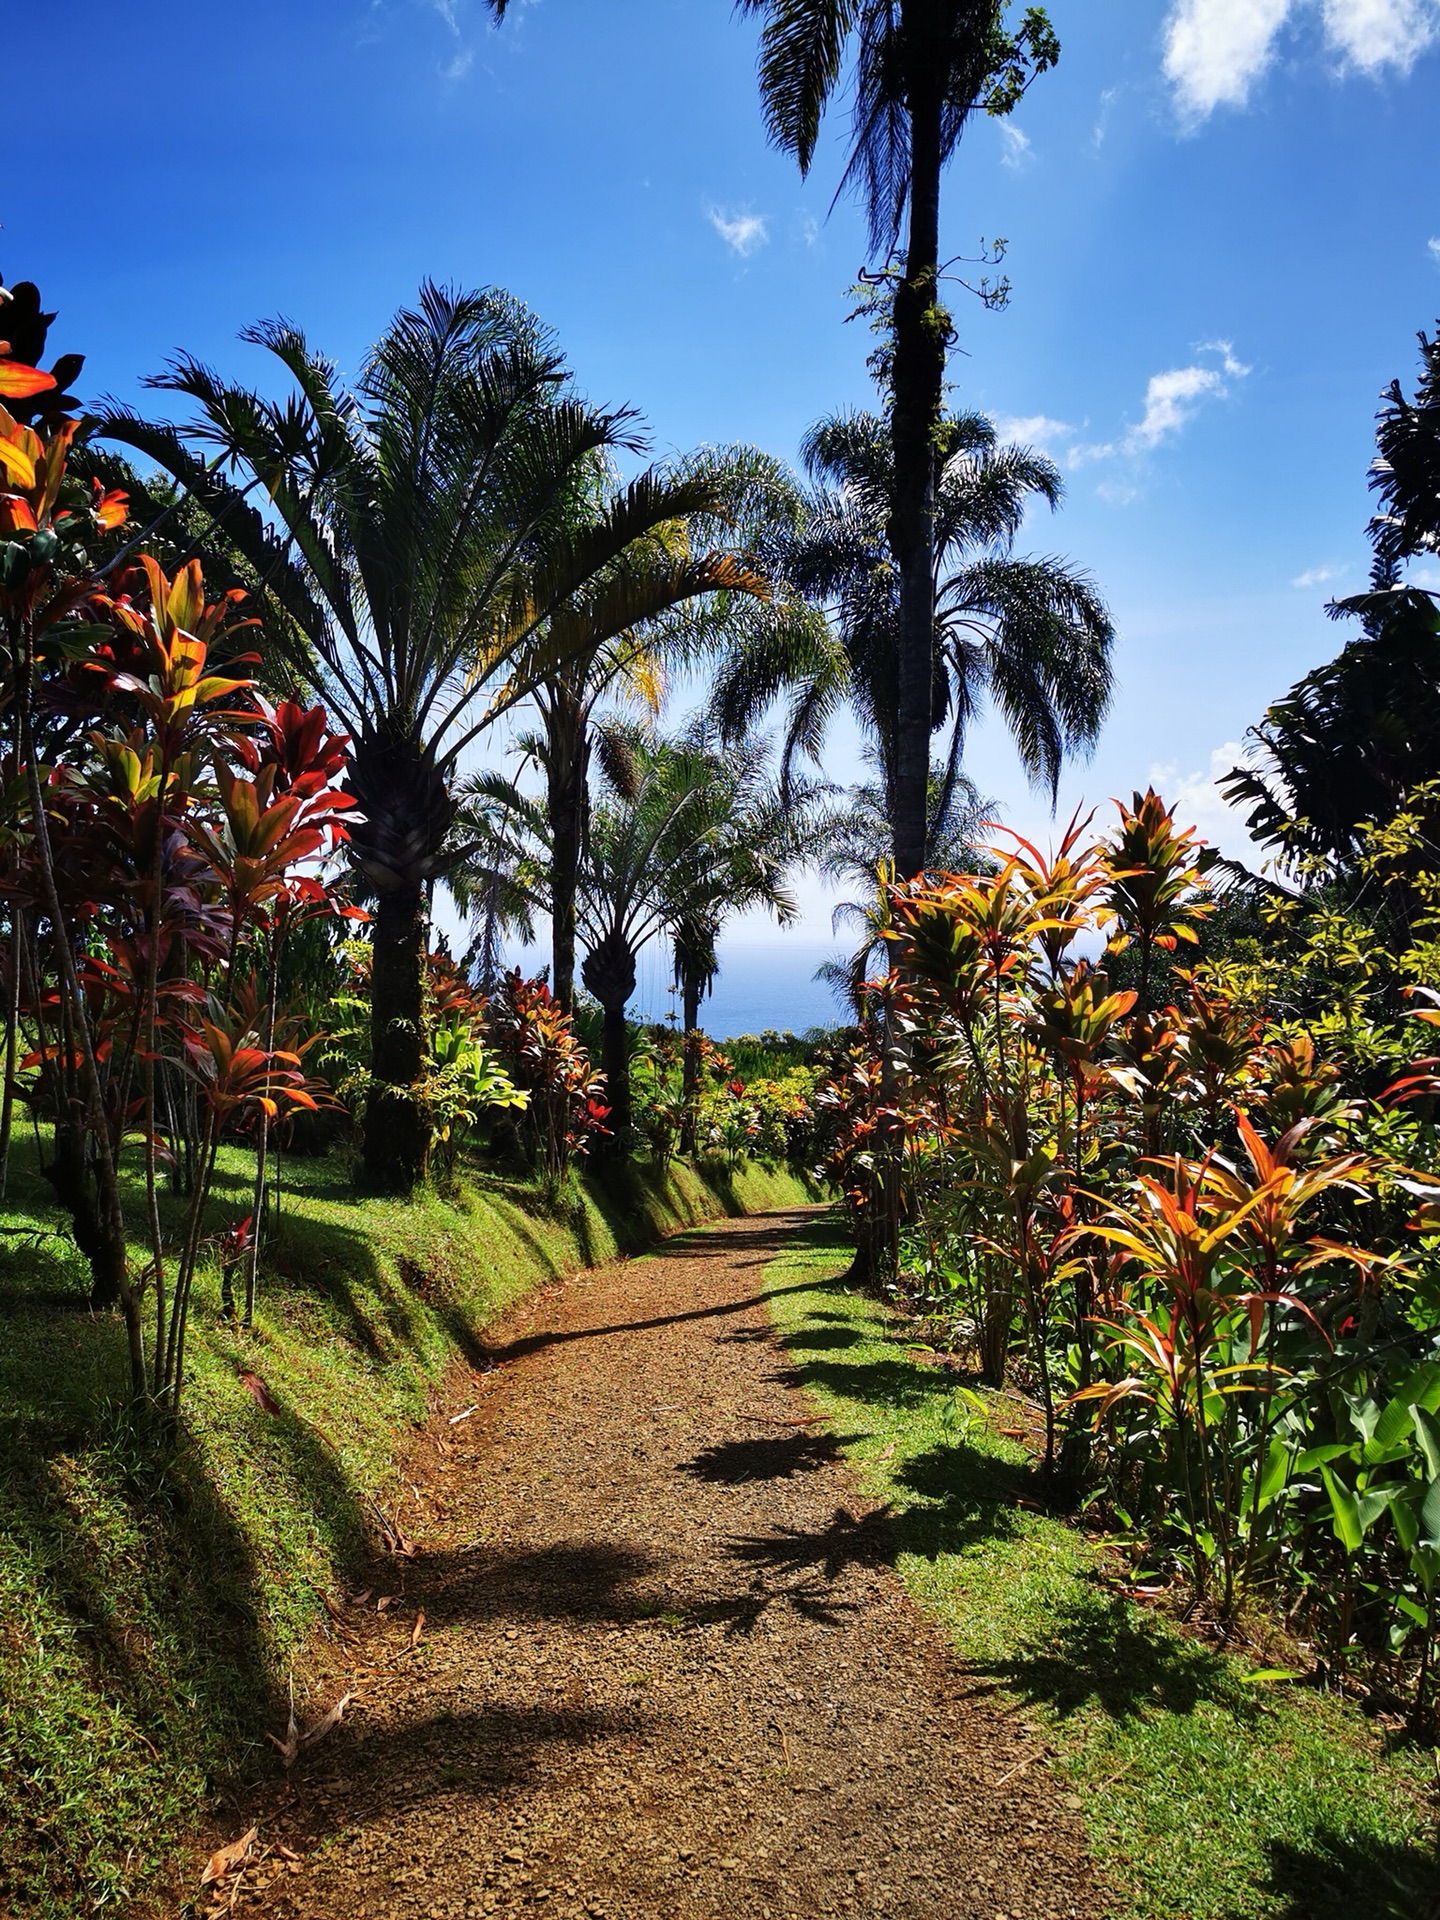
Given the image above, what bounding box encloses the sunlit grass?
[764,1219,1440,1920]
[0,1136,813,1918]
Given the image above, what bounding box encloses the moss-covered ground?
[763,1218,1440,1920]
[0,1138,813,1918]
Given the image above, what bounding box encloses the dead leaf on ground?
[238,1371,281,1415]
[410,1609,427,1649]
[300,1690,352,1750]
[201,1826,257,1885]
[267,1681,300,1769]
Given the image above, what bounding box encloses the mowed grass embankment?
[764,1219,1440,1920]
[0,1137,814,1919]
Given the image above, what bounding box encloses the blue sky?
[11,1,1440,1013]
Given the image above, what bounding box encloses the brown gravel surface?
[232,1208,1101,1920]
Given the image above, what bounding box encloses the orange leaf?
[0,362,56,398]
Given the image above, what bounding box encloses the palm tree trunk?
[601,1002,632,1141]
[889,37,946,880]
[680,961,703,1155]
[581,930,636,1151]
[548,731,584,1013]
[364,881,429,1190]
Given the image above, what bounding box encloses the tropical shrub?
[816,791,1440,1729]
[0,328,357,1411]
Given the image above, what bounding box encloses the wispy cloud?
[999,123,1032,169]
[1092,85,1120,147]
[992,413,1076,454]
[708,207,770,257]
[1429,236,1440,261]
[1072,341,1250,464]
[1163,0,1438,120]
[1147,742,1259,861]
[1291,561,1343,587]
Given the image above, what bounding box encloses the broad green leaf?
[1296,1442,1350,1471]
[1242,1668,1300,1685]
[1411,1405,1440,1481]
[1256,1437,1291,1508]
[1421,1476,1440,1553]
[1321,1465,1364,1554]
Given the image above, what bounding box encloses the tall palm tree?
[734,2,1057,878]
[98,283,747,1189]
[481,0,1057,878]
[487,447,808,1012]
[713,406,1114,835]
[662,729,805,1142]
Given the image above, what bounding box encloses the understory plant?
[0,338,357,1414]
[813,790,1440,1729]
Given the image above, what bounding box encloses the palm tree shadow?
[1254,1828,1440,1920]
[678,1430,843,1484]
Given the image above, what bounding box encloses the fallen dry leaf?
[238,1371,281,1415]
[201,1826,257,1885]
[410,1610,427,1649]
[376,1595,395,1612]
[267,1680,300,1769]
[300,1690,352,1750]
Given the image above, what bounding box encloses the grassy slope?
[763,1219,1440,1920]
[0,1139,813,1919]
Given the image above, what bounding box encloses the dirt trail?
[242,1209,1100,1920]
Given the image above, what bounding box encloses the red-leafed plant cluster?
[0,319,358,1414]
[483,969,609,1186]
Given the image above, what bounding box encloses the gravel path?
[240,1208,1101,1920]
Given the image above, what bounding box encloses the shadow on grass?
[1255,1827,1440,1920]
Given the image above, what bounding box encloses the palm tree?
[481,0,1058,877]
[713,406,1114,836]
[486,447,807,1012]
[733,2,1057,878]
[662,730,805,1144]
[98,284,752,1189]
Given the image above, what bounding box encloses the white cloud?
[999,123,1032,169]
[1291,561,1343,587]
[1321,0,1438,71]
[1164,0,1293,116]
[708,208,769,257]
[1163,0,1438,118]
[1428,236,1440,261]
[1092,85,1120,147]
[991,413,1075,453]
[1147,742,1260,860]
[1066,341,1249,472]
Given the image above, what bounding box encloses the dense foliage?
[814,792,1440,1729]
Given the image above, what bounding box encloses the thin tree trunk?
[601,1002,632,1141]
[889,50,946,880]
[582,930,636,1151]
[0,909,22,1200]
[363,880,429,1190]
[549,737,584,1014]
[679,963,703,1155]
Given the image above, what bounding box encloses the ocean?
[623,934,850,1039]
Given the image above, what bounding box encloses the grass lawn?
[0,1135,813,1919]
[763,1216,1440,1920]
